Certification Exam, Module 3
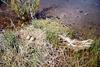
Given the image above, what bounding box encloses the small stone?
[26,35,30,40]
[79,10,84,13]
[30,37,34,41]
[84,12,88,15]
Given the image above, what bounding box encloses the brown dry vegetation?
[0,0,100,67]
[0,18,100,67]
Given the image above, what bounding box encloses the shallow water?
[40,0,100,36]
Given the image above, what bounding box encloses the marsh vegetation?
[0,0,100,67]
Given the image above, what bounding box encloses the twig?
[1,0,9,6]
[10,19,16,30]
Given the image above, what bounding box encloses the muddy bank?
[40,0,100,36]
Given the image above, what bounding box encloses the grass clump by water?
[32,19,74,47]
[7,0,40,16]
[0,19,99,67]
[32,19,100,66]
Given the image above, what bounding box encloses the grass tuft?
[32,19,74,47]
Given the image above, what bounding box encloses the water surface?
[40,0,100,36]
